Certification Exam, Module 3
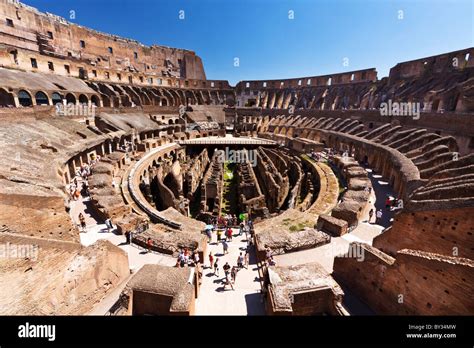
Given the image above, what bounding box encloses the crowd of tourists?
[65,154,105,232]
[175,247,201,268]
[202,216,254,291]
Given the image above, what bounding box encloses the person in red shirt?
[147,237,153,253]
[209,252,214,269]
[226,228,233,241]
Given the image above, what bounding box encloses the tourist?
[222,240,229,254]
[78,213,86,232]
[368,209,374,223]
[226,227,233,241]
[209,252,214,269]
[74,188,81,201]
[147,237,153,253]
[244,250,249,269]
[213,258,219,276]
[385,196,392,210]
[105,218,113,232]
[223,274,234,291]
[216,229,222,242]
[237,252,244,268]
[231,266,238,283]
[82,181,89,197]
[376,209,383,224]
[239,222,244,236]
[205,228,212,243]
[65,198,71,213]
[223,262,231,277]
[194,252,200,265]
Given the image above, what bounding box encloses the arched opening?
[18,90,32,107]
[0,88,15,107]
[35,91,49,105]
[65,93,76,105]
[90,95,100,107]
[78,94,88,104]
[168,119,174,125]
[51,92,62,105]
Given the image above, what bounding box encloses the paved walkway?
[194,229,265,315]
[68,174,177,271]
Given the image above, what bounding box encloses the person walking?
[223,274,234,291]
[105,218,113,232]
[237,252,244,268]
[217,229,222,242]
[223,262,231,278]
[206,228,212,243]
[146,237,153,253]
[194,252,200,266]
[376,209,383,224]
[244,250,249,269]
[368,208,374,223]
[209,252,214,269]
[231,266,238,283]
[78,213,86,232]
[226,227,233,242]
[222,240,229,254]
[213,258,219,276]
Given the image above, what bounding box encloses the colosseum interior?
[0,0,472,319]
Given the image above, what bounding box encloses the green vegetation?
[221,161,238,215]
[288,220,313,232]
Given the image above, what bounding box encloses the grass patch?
[289,220,313,232]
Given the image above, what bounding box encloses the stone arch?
[0,88,15,107]
[65,93,76,105]
[18,90,33,107]
[78,94,88,104]
[90,95,100,107]
[34,91,50,105]
[51,92,62,105]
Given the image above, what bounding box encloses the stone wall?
[333,244,474,315]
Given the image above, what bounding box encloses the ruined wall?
[235,48,474,113]
[333,245,474,315]
[374,207,474,260]
[254,148,289,212]
[184,148,209,199]
[0,0,207,84]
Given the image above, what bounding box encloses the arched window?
[0,88,15,107]
[90,95,100,107]
[18,90,32,107]
[35,91,49,105]
[65,93,76,104]
[78,94,88,104]
[51,92,62,105]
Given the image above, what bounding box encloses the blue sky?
[24,0,473,85]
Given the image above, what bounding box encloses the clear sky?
[24,0,473,85]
